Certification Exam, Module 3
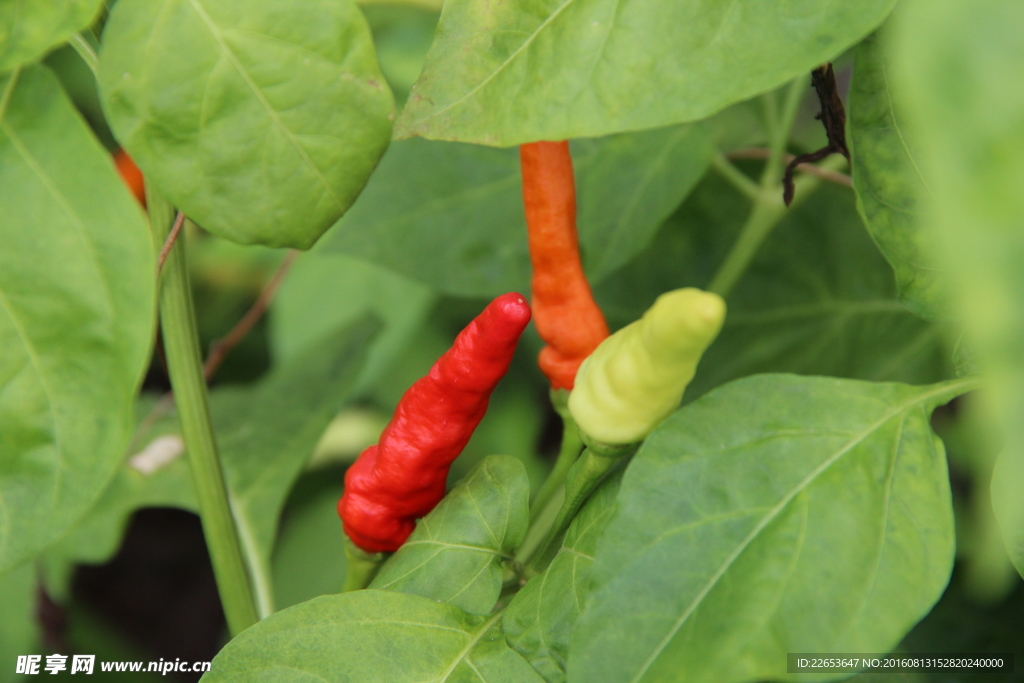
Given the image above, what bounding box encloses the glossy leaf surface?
[395,0,896,144]
[570,375,968,683]
[204,590,544,682]
[0,65,154,572]
[99,0,394,248]
[372,455,529,615]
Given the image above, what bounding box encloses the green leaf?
[40,441,196,601]
[0,564,37,675]
[371,455,530,615]
[203,590,544,682]
[992,450,1024,581]
[270,471,348,611]
[0,0,102,72]
[570,374,972,683]
[41,319,377,608]
[889,1,1024,581]
[502,473,620,683]
[849,29,948,320]
[98,0,394,249]
[269,251,435,393]
[320,125,712,297]
[213,318,379,613]
[394,0,896,145]
[364,5,439,107]
[0,65,155,572]
[595,174,953,397]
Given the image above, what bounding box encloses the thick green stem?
[530,391,583,521]
[342,540,385,592]
[149,195,259,635]
[515,486,564,574]
[523,447,628,574]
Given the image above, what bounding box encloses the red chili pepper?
[520,141,608,390]
[114,149,146,207]
[339,293,532,553]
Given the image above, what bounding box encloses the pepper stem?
[342,540,385,592]
[148,193,259,635]
[522,445,633,574]
[530,390,583,521]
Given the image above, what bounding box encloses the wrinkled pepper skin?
[339,293,532,553]
[569,288,725,446]
[114,149,146,207]
[520,141,609,390]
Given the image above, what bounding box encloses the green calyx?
[568,287,726,446]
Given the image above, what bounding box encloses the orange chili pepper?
[520,141,608,390]
[114,149,146,207]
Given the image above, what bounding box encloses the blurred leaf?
[570,374,968,683]
[61,603,166,683]
[372,455,530,615]
[320,125,712,296]
[98,0,394,249]
[849,29,948,320]
[212,318,378,614]
[502,473,620,683]
[395,0,896,144]
[40,451,196,602]
[596,173,954,398]
[270,469,347,611]
[992,450,1024,582]
[0,564,36,681]
[42,319,377,610]
[203,590,544,682]
[850,572,1024,683]
[0,65,155,572]
[364,5,438,107]
[937,398,1019,603]
[269,251,435,395]
[890,0,1024,582]
[45,42,117,150]
[0,0,102,72]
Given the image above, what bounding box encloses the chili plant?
[1,0,1023,681]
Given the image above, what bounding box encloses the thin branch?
[711,152,762,201]
[203,249,297,381]
[157,212,186,270]
[728,148,852,189]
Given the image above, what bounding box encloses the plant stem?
[763,78,808,188]
[708,77,850,299]
[515,486,564,575]
[522,448,627,574]
[342,540,384,592]
[708,155,848,298]
[710,152,761,201]
[149,194,259,635]
[69,33,100,78]
[529,392,583,521]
